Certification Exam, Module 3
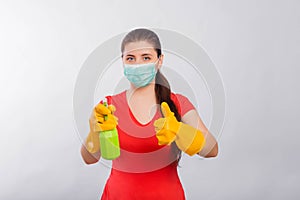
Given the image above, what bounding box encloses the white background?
[0,0,299,199]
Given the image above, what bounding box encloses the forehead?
[123,41,157,56]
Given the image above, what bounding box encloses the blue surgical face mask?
[123,59,159,88]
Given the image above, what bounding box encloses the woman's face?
[122,41,163,70]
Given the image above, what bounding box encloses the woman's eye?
[143,57,150,61]
[126,57,134,61]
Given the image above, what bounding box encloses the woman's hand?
[90,103,118,132]
[154,102,180,145]
[154,102,206,156]
[85,103,118,154]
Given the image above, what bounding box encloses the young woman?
[81,28,218,200]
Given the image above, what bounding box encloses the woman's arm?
[181,109,218,158]
[80,143,101,164]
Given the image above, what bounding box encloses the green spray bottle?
[99,98,120,160]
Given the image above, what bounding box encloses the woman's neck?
[127,83,156,101]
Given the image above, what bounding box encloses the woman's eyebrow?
[125,54,135,57]
[124,53,153,57]
[141,53,153,56]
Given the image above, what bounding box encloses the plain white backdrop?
[0,0,299,199]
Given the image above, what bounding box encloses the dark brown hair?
[121,28,182,164]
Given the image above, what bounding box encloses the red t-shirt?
[100,90,195,200]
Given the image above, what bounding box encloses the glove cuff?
[175,123,206,156]
[85,131,100,153]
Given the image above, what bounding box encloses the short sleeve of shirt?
[171,93,195,117]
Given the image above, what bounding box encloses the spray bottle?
[99,98,120,160]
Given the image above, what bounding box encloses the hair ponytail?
[155,69,183,165]
[155,70,181,121]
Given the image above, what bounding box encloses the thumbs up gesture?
[154,102,181,145]
[154,102,206,156]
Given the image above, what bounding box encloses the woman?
[81,28,218,200]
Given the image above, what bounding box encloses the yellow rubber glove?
[85,103,118,153]
[154,102,206,156]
